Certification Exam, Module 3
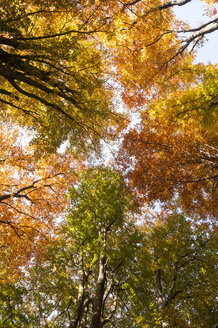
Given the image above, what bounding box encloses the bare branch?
[158,0,192,10]
[124,0,191,9]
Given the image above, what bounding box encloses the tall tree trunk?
[90,255,106,328]
[90,227,108,328]
[156,269,164,312]
[155,269,168,328]
[80,293,91,328]
[69,256,86,328]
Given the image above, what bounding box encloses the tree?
[0,0,217,326]
[1,0,217,152]
[59,168,139,328]
[0,168,141,327]
[0,0,116,153]
[0,208,216,327]
[0,169,141,328]
[103,0,218,106]
[116,63,218,219]
[121,213,217,327]
[0,121,81,283]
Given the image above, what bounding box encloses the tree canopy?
[0,0,217,327]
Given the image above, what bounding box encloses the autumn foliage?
[0,0,217,327]
[117,111,217,218]
[0,122,81,282]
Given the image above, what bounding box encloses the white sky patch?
[57,138,70,154]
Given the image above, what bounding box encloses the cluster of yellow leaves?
[149,64,218,137]
[0,123,82,283]
[201,0,218,5]
[0,0,116,153]
[96,0,190,107]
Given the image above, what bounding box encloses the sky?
[173,0,218,64]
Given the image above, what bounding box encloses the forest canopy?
[0,0,217,327]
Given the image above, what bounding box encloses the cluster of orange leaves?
[117,113,217,218]
[0,123,82,282]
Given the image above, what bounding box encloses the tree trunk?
[90,255,106,328]
[69,256,86,328]
[155,269,169,328]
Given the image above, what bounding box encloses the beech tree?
[126,213,217,327]
[0,0,116,152]
[116,63,218,219]
[0,121,81,282]
[60,168,138,328]
[103,0,218,106]
[0,168,141,327]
